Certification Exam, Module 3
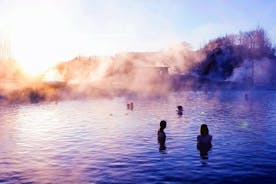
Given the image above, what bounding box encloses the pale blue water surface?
[0,90,276,183]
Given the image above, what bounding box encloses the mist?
[0,41,203,103]
[49,42,203,98]
[0,27,276,103]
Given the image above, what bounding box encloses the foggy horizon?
[1,2,276,183]
[0,0,276,104]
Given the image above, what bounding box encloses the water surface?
[0,90,276,183]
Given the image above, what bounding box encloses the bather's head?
[160,120,167,130]
[177,105,183,111]
[200,124,209,136]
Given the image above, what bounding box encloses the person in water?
[197,124,212,159]
[177,105,183,116]
[127,102,134,110]
[157,120,167,150]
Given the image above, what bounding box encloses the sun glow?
[6,1,77,77]
[1,0,152,78]
[43,68,64,82]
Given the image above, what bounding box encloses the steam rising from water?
[227,58,276,86]
[1,30,276,104]
[0,42,204,103]
[49,42,204,98]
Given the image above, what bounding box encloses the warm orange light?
[7,2,71,77]
[43,68,63,82]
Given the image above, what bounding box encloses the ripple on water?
[0,91,276,183]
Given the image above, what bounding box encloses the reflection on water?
[1,91,276,183]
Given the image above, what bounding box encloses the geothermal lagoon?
[1,0,276,183]
[0,90,276,183]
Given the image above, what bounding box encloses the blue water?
[0,90,276,183]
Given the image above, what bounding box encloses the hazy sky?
[0,0,275,72]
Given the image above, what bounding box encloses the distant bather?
[177,105,183,116]
[127,102,134,110]
[197,124,212,159]
[157,120,167,150]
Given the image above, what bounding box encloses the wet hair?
[160,120,167,130]
[177,106,183,111]
[200,124,209,136]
